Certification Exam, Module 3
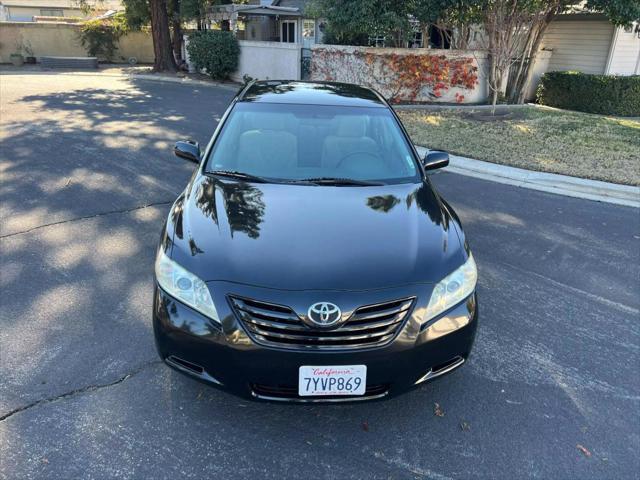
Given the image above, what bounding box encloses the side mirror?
[423,150,449,171]
[174,140,200,163]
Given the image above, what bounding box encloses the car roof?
[238,80,387,108]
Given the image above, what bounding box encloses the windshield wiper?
[208,170,268,183]
[294,177,384,186]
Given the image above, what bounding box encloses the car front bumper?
[152,281,478,402]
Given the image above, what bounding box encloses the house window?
[409,31,423,48]
[369,35,385,47]
[281,20,296,43]
[40,8,63,16]
[303,19,315,39]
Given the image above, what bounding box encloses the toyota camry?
[153,80,478,402]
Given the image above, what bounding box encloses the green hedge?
[536,71,640,117]
[187,31,239,80]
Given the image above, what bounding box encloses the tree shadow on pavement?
[0,78,235,414]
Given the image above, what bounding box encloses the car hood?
[168,175,466,291]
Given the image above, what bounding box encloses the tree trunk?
[488,50,502,115]
[516,18,553,103]
[150,0,177,72]
[172,19,183,64]
[170,0,183,64]
[508,24,538,103]
[512,8,558,103]
[490,71,500,114]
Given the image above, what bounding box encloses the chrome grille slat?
[234,300,300,323]
[338,313,405,331]
[245,322,399,341]
[251,332,397,347]
[237,311,310,331]
[230,296,414,350]
[350,299,413,321]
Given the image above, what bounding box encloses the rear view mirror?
[174,140,200,163]
[423,151,449,171]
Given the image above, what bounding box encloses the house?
[195,1,639,94]
[541,13,640,75]
[0,0,122,22]
[204,0,322,81]
[208,0,428,49]
[209,0,322,49]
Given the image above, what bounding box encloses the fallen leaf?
[460,421,471,431]
[362,421,369,432]
[577,444,591,457]
[434,403,445,417]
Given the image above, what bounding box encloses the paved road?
[1,72,638,480]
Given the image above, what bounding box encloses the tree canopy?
[120,0,215,29]
[306,0,415,46]
[585,0,640,27]
[308,0,640,47]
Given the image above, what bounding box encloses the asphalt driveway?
[1,72,638,480]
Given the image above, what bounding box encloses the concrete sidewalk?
[416,146,640,208]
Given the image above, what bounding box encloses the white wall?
[526,49,553,101]
[542,18,614,74]
[232,40,301,82]
[606,26,640,75]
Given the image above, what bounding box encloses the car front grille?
[230,296,414,350]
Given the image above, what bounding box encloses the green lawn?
[397,106,640,186]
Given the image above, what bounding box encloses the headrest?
[335,115,367,137]
[243,111,294,133]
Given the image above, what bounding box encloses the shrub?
[537,71,640,117]
[78,12,129,61]
[187,31,239,80]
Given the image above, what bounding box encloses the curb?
[0,67,241,92]
[395,103,534,111]
[131,74,240,91]
[416,146,640,208]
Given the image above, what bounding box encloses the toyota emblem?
[307,302,342,327]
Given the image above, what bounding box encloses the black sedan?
[153,80,478,402]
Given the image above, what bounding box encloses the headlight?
[423,254,477,324]
[155,249,220,323]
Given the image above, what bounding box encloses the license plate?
[298,365,367,396]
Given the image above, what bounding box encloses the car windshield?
[205,103,421,184]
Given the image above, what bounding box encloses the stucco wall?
[310,45,489,103]
[4,6,85,21]
[0,22,154,63]
[232,40,301,82]
[523,49,554,101]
